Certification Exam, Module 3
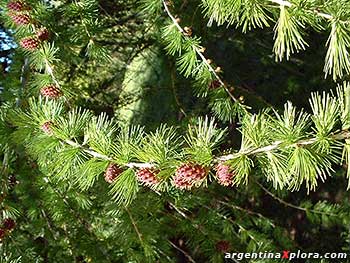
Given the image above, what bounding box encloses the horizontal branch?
[218,130,350,162]
[255,179,341,217]
[64,139,112,161]
[267,0,333,20]
[63,140,155,168]
[61,129,350,170]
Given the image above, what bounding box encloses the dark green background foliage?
[1,0,350,262]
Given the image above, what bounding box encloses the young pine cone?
[41,121,54,135]
[104,163,123,184]
[136,168,160,186]
[216,163,235,186]
[9,13,31,25]
[7,1,25,11]
[173,163,208,190]
[40,85,62,98]
[19,36,39,50]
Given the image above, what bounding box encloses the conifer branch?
[64,139,112,161]
[125,207,145,247]
[64,139,154,168]
[45,60,61,89]
[47,180,113,260]
[216,199,276,227]
[255,180,341,217]
[6,82,349,192]
[218,130,350,162]
[168,240,196,263]
[2,1,350,260]
[162,0,250,111]
[3,1,63,98]
[17,58,29,106]
[75,0,92,39]
[41,111,350,193]
[267,0,333,20]
[39,207,59,241]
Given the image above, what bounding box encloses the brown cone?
[136,168,159,186]
[215,240,231,252]
[19,36,39,50]
[173,163,208,190]
[104,163,123,184]
[216,163,235,186]
[7,1,24,11]
[9,13,31,25]
[40,85,62,98]
[41,121,54,135]
[0,228,6,240]
[2,218,16,231]
[36,28,50,41]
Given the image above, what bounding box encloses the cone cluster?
[6,1,51,51]
[0,229,5,240]
[103,162,237,189]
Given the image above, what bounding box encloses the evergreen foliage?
[1,0,350,262]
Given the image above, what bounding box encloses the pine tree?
[1,0,350,262]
